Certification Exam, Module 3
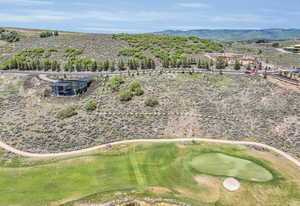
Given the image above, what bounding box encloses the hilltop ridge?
[154,28,300,41]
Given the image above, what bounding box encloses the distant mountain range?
[154,29,300,41]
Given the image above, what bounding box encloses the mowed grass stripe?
[129,149,146,186]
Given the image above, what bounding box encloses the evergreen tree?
[150,58,156,69]
[103,60,110,71]
[117,59,126,71]
[197,59,202,69]
[110,61,115,72]
[234,60,241,70]
[91,61,97,72]
[162,57,169,68]
[181,56,188,68]
[176,59,182,68]
[204,61,210,70]
[216,59,226,70]
[140,59,146,70]
[97,61,103,71]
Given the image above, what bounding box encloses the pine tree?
[128,59,138,70]
[205,61,210,70]
[140,59,146,70]
[151,58,156,70]
[134,59,139,70]
[197,59,202,69]
[9,58,18,70]
[176,59,182,68]
[162,57,169,68]
[234,60,241,70]
[216,59,226,70]
[103,60,110,71]
[181,56,188,68]
[51,61,56,71]
[117,59,126,71]
[110,61,115,72]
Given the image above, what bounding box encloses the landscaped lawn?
[0,143,298,206]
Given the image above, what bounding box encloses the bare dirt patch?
[146,187,171,195]
[267,76,300,93]
[194,175,221,202]
[0,40,7,46]
[175,175,220,203]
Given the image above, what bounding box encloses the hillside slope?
[0,73,299,159]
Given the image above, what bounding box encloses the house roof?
[240,58,255,61]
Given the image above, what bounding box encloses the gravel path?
[0,138,299,167]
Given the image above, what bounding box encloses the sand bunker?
[223,178,240,191]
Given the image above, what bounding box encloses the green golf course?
[0,143,298,206]
[189,153,273,182]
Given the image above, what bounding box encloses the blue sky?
[0,0,300,33]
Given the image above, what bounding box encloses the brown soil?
[267,76,300,93]
[194,175,221,203]
[0,40,7,46]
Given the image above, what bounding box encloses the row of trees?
[0,28,20,43]
[2,56,230,72]
[2,56,157,72]
[64,58,156,72]
[40,31,59,38]
[161,56,213,69]
[3,57,60,71]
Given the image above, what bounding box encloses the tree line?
[40,31,59,38]
[1,56,156,72]
[0,28,20,43]
[2,57,60,71]
[1,55,222,72]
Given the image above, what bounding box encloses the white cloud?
[0,8,285,28]
[177,2,209,8]
[0,0,53,5]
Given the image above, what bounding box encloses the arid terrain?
[0,72,299,159]
[0,27,299,206]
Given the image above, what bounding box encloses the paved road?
[0,138,299,167]
[0,68,285,77]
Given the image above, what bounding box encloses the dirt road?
[0,138,299,167]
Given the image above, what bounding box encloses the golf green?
[189,153,273,182]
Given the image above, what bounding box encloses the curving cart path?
[0,138,299,167]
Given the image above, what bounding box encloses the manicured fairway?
[0,143,297,206]
[0,144,191,206]
[189,153,273,182]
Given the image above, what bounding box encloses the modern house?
[283,44,300,53]
[207,53,243,64]
[240,57,255,65]
[51,78,92,96]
